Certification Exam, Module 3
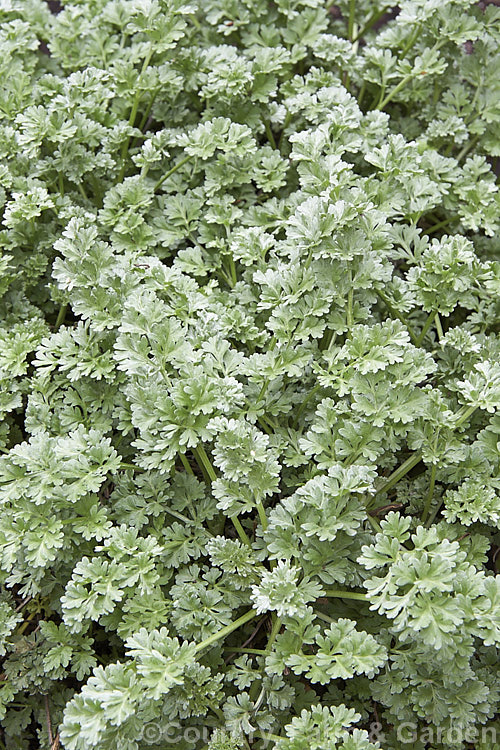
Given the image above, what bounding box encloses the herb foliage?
[0,0,499,748]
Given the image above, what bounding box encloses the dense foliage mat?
[0,0,499,748]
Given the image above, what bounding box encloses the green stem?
[227,256,237,286]
[190,12,201,29]
[376,39,442,110]
[347,0,356,41]
[257,378,270,403]
[252,733,283,744]
[422,217,453,235]
[416,310,436,346]
[77,182,88,200]
[346,284,354,335]
[247,616,282,704]
[372,404,477,505]
[138,87,160,131]
[119,46,153,179]
[208,703,226,724]
[353,5,393,41]
[194,609,257,653]
[425,499,443,527]
[293,383,321,426]
[343,446,363,466]
[358,80,366,107]
[164,506,193,525]
[223,647,268,656]
[54,304,67,331]
[374,452,422,497]
[194,444,217,483]
[154,154,193,192]
[324,589,367,601]
[315,609,335,624]
[400,23,421,59]
[119,462,146,472]
[265,616,282,652]
[178,452,194,475]
[257,417,272,435]
[455,134,479,163]
[278,111,292,150]
[434,313,444,341]
[232,516,252,548]
[421,462,437,524]
[129,87,161,151]
[256,501,268,531]
[16,609,37,635]
[367,513,382,532]
[376,73,413,110]
[263,119,277,150]
[454,404,477,428]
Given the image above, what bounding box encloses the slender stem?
[17,609,37,635]
[323,589,367,601]
[119,46,153,179]
[252,733,284,744]
[266,616,282,651]
[256,501,268,531]
[376,73,413,110]
[416,310,436,346]
[227,255,237,286]
[119,462,146,472]
[194,609,257,653]
[347,0,356,41]
[425,499,443,527]
[256,378,270,404]
[232,516,252,548]
[400,23,421,59]
[77,182,88,200]
[190,12,201,29]
[374,452,422,497]
[454,404,477,428]
[263,119,277,150]
[278,111,292,150]
[353,5,393,41]
[455,134,479,163]
[223,647,268,656]
[294,384,321,426]
[315,609,334,624]
[343,446,363,466]
[138,87,160,131]
[154,154,193,192]
[346,284,354,335]
[44,695,54,746]
[218,267,234,290]
[422,217,453,235]
[358,80,366,106]
[163,506,193,525]
[194,444,217,483]
[54,304,67,331]
[372,403,478,506]
[434,313,444,341]
[376,39,443,110]
[257,418,272,435]
[367,513,382,532]
[421,463,437,524]
[178,452,194,475]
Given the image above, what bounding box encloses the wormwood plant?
[0,0,499,747]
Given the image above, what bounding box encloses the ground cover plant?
[0,0,499,747]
